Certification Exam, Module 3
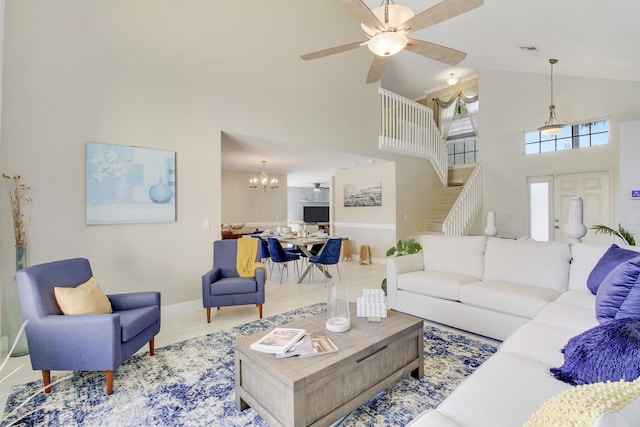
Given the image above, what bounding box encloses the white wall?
[0,0,382,321]
[221,169,287,228]
[478,69,640,239]
[620,120,640,236]
[334,162,396,259]
[287,187,329,222]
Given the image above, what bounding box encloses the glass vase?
[326,281,350,332]
[8,244,29,356]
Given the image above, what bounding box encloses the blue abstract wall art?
[86,142,176,224]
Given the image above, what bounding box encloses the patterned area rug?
[3,303,497,426]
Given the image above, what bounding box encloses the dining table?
[259,234,333,283]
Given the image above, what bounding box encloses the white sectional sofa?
[386,235,640,426]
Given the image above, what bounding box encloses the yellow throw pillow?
[54,277,113,315]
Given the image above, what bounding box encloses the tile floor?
[0,258,387,413]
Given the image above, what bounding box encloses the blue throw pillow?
[550,318,640,386]
[595,256,640,323]
[587,244,640,295]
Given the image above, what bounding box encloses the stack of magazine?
[250,327,338,358]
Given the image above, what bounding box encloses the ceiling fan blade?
[401,0,483,34]
[366,55,388,84]
[405,39,466,66]
[340,0,384,32]
[300,40,367,61]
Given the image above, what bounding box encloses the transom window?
[525,119,609,155]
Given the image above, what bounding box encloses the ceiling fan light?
[447,73,459,86]
[368,32,407,57]
[371,4,415,29]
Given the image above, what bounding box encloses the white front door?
[553,171,611,244]
[528,171,611,243]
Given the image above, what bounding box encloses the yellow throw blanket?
[236,238,267,280]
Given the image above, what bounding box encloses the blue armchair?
[202,239,266,323]
[16,258,161,395]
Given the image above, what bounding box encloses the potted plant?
[590,224,635,246]
[381,238,422,295]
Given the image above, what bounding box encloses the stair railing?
[442,163,483,236]
[378,87,447,186]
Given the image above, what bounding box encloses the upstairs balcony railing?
[442,163,483,236]
[378,87,448,186]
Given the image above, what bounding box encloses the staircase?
[378,88,483,236]
[423,183,464,233]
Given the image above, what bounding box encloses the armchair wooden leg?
[42,370,51,394]
[106,370,114,395]
[258,303,263,318]
[206,307,211,323]
[149,337,155,356]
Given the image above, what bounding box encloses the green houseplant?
[381,238,422,295]
[590,224,636,246]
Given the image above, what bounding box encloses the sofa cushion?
[397,271,477,301]
[550,318,640,385]
[533,301,597,333]
[554,290,596,309]
[459,280,559,319]
[484,238,571,292]
[436,352,572,427]
[568,243,610,291]
[499,321,577,367]
[588,244,640,294]
[420,235,487,279]
[209,277,257,296]
[406,409,463,427]
[595,256,640,323]
[118,306,160,342]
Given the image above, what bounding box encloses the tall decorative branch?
[2,174,32,245]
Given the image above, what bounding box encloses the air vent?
[519,45,538,52]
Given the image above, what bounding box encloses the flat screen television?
[303,206,329,223]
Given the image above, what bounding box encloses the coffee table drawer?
[304,331,422,425]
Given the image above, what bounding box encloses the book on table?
[250,327,307,354]
[276,332,338,358]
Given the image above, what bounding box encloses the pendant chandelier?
[249,161,278,195]
[538,58,566,136]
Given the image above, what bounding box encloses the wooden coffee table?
[234,305,424,426]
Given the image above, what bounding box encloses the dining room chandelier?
[538,58,567,136]
[249,160,278,195]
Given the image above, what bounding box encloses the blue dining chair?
[252,235,271,268]
[309,238,342,281]
[267,238,300,283]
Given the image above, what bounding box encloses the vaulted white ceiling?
[223,0,640,187]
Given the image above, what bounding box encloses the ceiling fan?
[313,183,330,191]
[300,0,484,84]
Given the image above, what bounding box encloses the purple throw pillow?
[587,244,640,294]
[550,318,640,385]
[595,255,640,323]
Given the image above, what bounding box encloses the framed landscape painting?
[86,142,176,224]
[343,181,382,207]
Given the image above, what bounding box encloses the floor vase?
[8,244,29,356]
